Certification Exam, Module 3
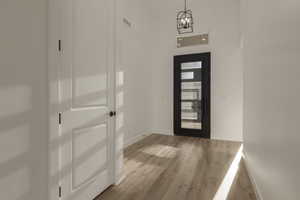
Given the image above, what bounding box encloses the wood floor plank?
[96,134,256,200]
[227,159,257,200]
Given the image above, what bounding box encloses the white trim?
[151,130,174,136]
[48,0,118,199]
[106,0,117,188]
[243,152,264,200]
[48,0,60,199]
[111,0,117,187]
[212,136,243,143]
[115,174,126,185]
[124,132,151,148]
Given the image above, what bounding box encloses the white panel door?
[59,0,115,199]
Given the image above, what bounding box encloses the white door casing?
[58,0,116,199]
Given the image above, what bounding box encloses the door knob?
[109,111,116,117]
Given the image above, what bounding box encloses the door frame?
[47,0,117,199]
[173,53,211,138]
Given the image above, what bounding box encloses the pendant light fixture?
[177,0,194,34]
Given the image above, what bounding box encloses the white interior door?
[59,0,115,199]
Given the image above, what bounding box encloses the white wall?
[242,0,300,199]
[0,0,48,200]
[148,0,243,141]
[0,0,153,198]
[116,0,244,147]
[115,0,153,148]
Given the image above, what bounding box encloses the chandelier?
[177,0,194,34]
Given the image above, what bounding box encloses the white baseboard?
[124,132,151,148]
[212,136,243,142]
[243,152,264,200]
[151,130,173,136]
[123,130,175,149]
[115,174,126,185]
[152,131,243,142]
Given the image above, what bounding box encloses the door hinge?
[59,186,62,198]
[59,113,62,125]
[58,40,62,52]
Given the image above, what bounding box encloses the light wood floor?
[96,134,256,200]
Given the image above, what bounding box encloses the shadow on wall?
[115,70,125,179]
[0,61,126,200]
[0,0,49,199]
[0,64,48,200]
[47,68,126,198]
[0,0,129,199]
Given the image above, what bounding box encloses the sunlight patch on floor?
[140,144,178,159]
[213,145,243,200]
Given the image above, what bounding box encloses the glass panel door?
[174,53,211,138]
[181,62,202,130]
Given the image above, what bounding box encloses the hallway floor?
[96,134,256,200]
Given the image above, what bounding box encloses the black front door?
[174,53,211,138]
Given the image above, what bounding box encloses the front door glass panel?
[174,53,210,138]
[180,62,202,130]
